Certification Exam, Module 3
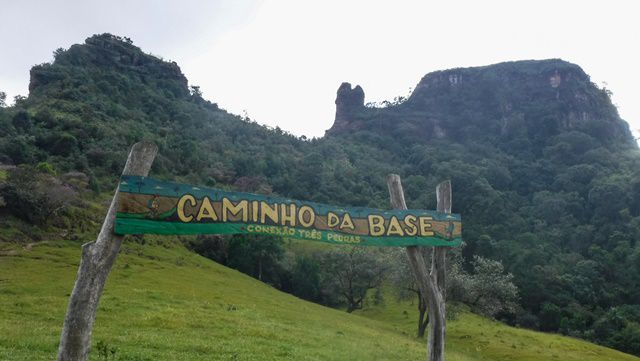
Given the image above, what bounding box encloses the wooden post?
[387,174,450,361]
[430,180,451,359]
[57,141,157,361]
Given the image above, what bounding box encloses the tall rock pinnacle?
[327,82,365,134]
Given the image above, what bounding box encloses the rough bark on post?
[387,174,449,361]
[417,292,429,338]
[429,180,451,359]
[434,181,451,297]
[57,141,158,361]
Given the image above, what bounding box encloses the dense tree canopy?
[1,33,639,355]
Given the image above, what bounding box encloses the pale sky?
[1,0,638,140]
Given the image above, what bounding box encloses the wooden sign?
[115,176,462,247]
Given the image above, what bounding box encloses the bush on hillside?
[0,166,78,225]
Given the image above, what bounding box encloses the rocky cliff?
[326,59,636,149]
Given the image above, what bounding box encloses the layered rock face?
[325,59,635,148]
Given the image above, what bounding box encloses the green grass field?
[1,240,637,361]
[358,299,636,361]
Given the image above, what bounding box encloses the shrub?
[0,166,78,225]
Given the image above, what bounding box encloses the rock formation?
[327,82,365,134]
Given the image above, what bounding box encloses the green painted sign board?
[115,176,462,247]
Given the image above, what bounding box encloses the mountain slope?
[1,34,640,355]
[329,59,636,148]
[1,240,638,361]
[325,60,640,354]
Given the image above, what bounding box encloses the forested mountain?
[1,33,639,355]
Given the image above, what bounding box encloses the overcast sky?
[1,0,638,139]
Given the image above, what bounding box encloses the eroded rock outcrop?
[327,82,365,134]
[325,59,635,147]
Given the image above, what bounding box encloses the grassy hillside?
[360,300,637,361]
[1,240,637,361]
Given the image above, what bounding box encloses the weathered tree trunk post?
[429,180,451,360]
[387,174,450,361]
[417,293,429,338]
[57,141,157,361]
